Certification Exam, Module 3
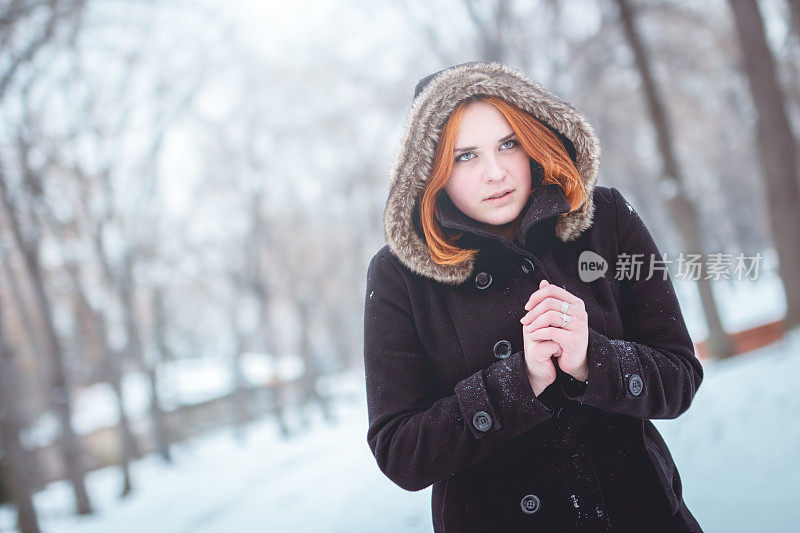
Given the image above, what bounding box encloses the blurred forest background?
[1,0,800,531]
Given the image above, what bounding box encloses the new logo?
[578,251,608,282]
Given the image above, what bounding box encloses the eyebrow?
[454,132,517,153]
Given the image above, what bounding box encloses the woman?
[363,62,703,532]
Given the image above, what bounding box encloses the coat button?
[521,258,535,275]
[474,271,492,290]
[628,374,644,396]
[493,340,512,359]
[520,494,541,514]
[472,411,492,432]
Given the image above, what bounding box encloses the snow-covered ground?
[653,327,800,533]
[3,330,800,532]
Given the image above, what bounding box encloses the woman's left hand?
[519,279,589,383]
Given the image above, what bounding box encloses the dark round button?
[472,411,492,432]
[474,271,492,290]
[628,374,643,396]
[493,340,512,359]
[520,494,541,514]
[521,258,535,275]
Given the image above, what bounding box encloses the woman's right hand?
[522,328,560,397]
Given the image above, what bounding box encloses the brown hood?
[383,62,601,285]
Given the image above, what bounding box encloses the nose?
[482,152,507,182]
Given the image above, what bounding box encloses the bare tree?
[148,286,173,459]
[63,261,139,496]
[0,0,86,100]
[0,0,95,515]
[0,236,49,386]
[234,190,289,438]
[26,126,145,498]
[0,158,94,514]
[0,273,41,533]
[729,0,800,332]
[613,0,735,359]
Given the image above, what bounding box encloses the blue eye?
[456,152,475,162]
[500,139,518,150]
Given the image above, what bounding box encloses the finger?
[521,297,572,326]
[527,339,561,359]
[524,283,583,311]
[523,309,572,333]
[546,341,562,357]
[524,283,581,311]
[528,326,569,346]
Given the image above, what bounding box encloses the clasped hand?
[519,279,589,396]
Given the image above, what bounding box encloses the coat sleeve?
[560,187,703,419]
[364,251,555,492]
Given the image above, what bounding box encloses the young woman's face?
[444,101,532,237]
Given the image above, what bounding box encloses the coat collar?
[437,183,573,251]
[383,62,600,285]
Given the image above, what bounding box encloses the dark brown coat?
[363,62,703,532]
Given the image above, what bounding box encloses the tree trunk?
[260,302,290,438]
[0,293,41,532]
[64,262,138,497]
[229,307,252,444]
[248,193,290,437]
[615,0,735,359]
[0,174,93,514]
[729,0,800,332]
[144,365,172,462]
[150,289,173,461]
[94,312,138,497]
[94,238,172,463]
[0,248,50,394]
[26,256,93,513]
[297,300,333,426]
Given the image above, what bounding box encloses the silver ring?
[560,300,569,314]
[560,313,572,327]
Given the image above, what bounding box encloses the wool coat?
[363,62,704,532]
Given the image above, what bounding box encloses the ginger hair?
[418,95,587,265]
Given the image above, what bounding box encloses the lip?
[484,189,514,202]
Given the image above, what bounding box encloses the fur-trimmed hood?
[383,61,601,285]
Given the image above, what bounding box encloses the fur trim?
[384,62,601,285]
